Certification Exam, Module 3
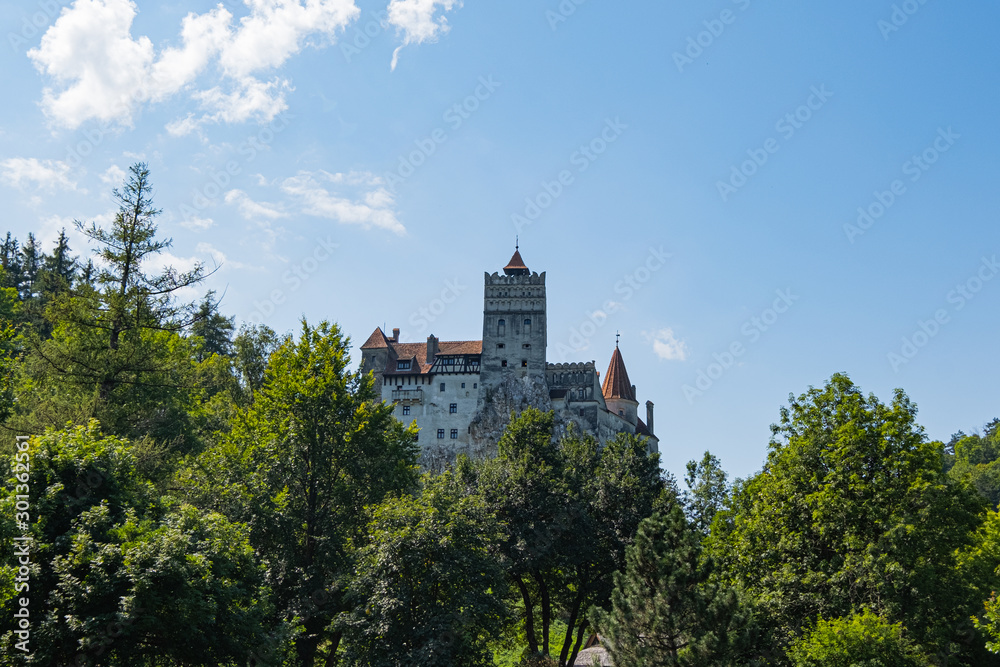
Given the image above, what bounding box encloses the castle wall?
[381,372,481,465]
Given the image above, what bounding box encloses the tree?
[339,471,508,667]
[18,233,40,302]
[42,228,77,287]
[475,410,670,666]
[593,506,746,666]
[961,509,1000,655]
[190,290,235,362]
[683,451,730,534]
[708,374,989,662]
[948,421,1000,508]
[12,163,213,448]
[786,610,931,667]
[0,233,21,290]
[0,422,271,665]
[232,322,280,404]
[976,595,1000,654]
[178,320,420,666]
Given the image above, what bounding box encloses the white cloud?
[196,242,253,270]
[387,0,462,70]
[280,170,404,234]
[193,77,292,126]
[645,328,689,362]
[0,158,80,191]
[28,0,359,130]
[100,164,126,186]
[225,189,288,220]
[180,215,215,231]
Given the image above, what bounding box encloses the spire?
[503,244,529,276]
[602,344,636,401]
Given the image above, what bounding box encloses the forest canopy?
[1,165,998,666]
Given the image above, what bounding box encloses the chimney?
[631,384,637,401]
[391,328,400,342]
[646,400,654,436]
[426,334,438,363]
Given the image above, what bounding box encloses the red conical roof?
[602,345,635,401]
[503,249,529,275]
[360,327,389,349]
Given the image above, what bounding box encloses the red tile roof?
[382,339,483,375]
[504,249,529,274]
[602,345,635,401]
[360,327,389,349]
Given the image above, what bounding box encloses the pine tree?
[16,163,211,445]
[19,233,40,301]
[594,505,745,666]
[190,290,235,361]
[0,233,21,290]
[43,228,77,287]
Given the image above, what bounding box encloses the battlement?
[546,361,596,372]
[484,271,546,286]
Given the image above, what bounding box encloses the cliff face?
[419,372,552,471]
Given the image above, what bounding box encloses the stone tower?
[478,247,548,396]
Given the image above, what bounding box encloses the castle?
[360,248,658,467]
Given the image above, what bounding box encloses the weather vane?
[616,331,620,347]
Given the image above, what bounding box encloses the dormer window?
[397,360,411,370]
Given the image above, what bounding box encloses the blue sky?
[1,0,998,481]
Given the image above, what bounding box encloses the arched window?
[498,319,506,336]
[524,318,531,334]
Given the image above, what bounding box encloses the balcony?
[391,388,423,403]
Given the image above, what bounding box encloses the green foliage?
[975,595,1000,654]
[708,373,988,661]
[231,321,280,404]
[9,165,218,453]
[594,505,747,666]
[178,319,419,665]
[948,420,1000,508]
[474,409,671,666]
[683,450,730,534]
[339,471,508,666]
[191,290,235,361]
[0,422,269,665]
[786,610,931,667]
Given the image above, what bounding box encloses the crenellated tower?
[479,246,547,394]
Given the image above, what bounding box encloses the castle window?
[521,359,528,368]
[397,360,411,370]
[440,382,446,392]
[619,409,624,416]
[524,318,531,333]
[450,429,458,439]
[437,429,445,439]
[473,383,478,389]
[497,343,505,349]
[501,359,508,367]
[402,405,410,415]
[450,403,457,413]
[461,382,466,388]
[523,343,531,349]
[497,319,506,336]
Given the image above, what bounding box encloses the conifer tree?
[593,505,745,667]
